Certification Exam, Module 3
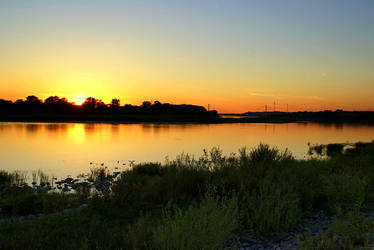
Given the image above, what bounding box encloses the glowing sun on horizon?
[68,95,87,105]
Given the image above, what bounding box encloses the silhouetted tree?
[45,96,63,105]
[141,101,152,109]
[0,99,12,114]
[81,97,108,112]
[25,95,42,104]
[96,99,107,111]
[149,101,163,112]
[82,97,97,111]
[0,99,12,105]
[0,95,220,121]
[43,96,73,113]
[110,99,120,107]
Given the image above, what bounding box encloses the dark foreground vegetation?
[1,141,374,249]
[0,95,218,123]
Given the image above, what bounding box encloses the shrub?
[249,143,294,164]
[89,166,110,182]
[0,188,80,217]
[322,173,367,211]
[123,213,156,249]
[133,163,163,176]
[112,162,210,206]
[326,143,344,156]
[244,178,302,238]
[153,189,241,249]
[0,190,36,216]
[0,170,12,186]
[307,143,325,156]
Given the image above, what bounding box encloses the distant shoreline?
[2,96,374,124]
[1,115,374,125]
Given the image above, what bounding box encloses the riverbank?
[0,113,221,124]
[1,141,374,249]
[2,110,374,124]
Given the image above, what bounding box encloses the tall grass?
[153,188,241,250]
[0,171,80,218]
[0,170,27,187]
[110,142,374,237]
[244,175,302,237]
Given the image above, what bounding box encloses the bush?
[322,173,367,211]
[153,189,241,249]
[0,187,80,217]
[0,170,12,186]
[112,161,210,206]
[0,191,36,216]
[123,213,156,249]
[249,143,294,164]
[244,175,302,238]
[133,163,163,176]
[326,143,344,156]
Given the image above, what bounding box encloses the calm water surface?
[0,122,373,178]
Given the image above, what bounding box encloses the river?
[0,122,373,178]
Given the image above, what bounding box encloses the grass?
[153,188,241,250]
[0,186,80,218]
[1,140,374,249]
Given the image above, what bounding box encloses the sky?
[0,0,373,113]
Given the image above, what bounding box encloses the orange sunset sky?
[1,1,373,113]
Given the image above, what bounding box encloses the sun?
[68,95,87,106]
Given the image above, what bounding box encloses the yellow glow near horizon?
[67,95,87,106]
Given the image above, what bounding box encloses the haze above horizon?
[1,0,373,113]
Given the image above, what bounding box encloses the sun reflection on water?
[67,124,86,143]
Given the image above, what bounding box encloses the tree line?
[0,95,218,118]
